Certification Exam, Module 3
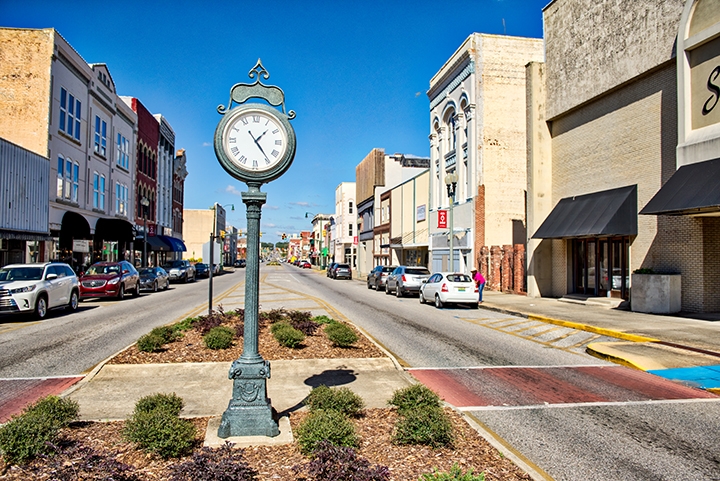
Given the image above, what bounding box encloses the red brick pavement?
[0,377,82,423]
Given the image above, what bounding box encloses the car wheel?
[133,284,140,297]
[117,284,125,300]
[67,290,79,312]
[419,291,426,304]
[34,295,48,319]
[396,285,403,298]
[469,302,479,309]
[385,284,392,295]
[153,281,158,292]
[367,281,373,289]
[164,279,169,290]
[434,294,444,309]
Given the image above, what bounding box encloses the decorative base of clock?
[218,359,280,438]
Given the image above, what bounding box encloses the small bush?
[137,332,166,352]
[0,395,79,465]
[305,385,365,417]
[324,322,358,347]
[173,316,198,332]
[294,440,389,481]
[123,410,196,459]
[389,384,442,415]
[134,392,184,417]
[312,315,335,324]
[38,442,141,481]
[170,442,258,481]
[194,309,231,335]
[295,410,358,455]
[633,267,655,274]
[203,326,235,350]
[272,322,305,348]
[392,406,454,448]
[149,325,180,343]
[260,308,287,324]
[420,463,486,481]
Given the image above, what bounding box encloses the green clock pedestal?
[218,185,279,438]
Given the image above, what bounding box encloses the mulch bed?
[0,310,531,480]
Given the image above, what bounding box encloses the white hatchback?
[0,262,80,319]
[419,272,478,309]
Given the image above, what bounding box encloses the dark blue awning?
[157,235,187,252]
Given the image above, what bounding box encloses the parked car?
[195,263,210,278]
[367,265,396,290]
[163,260,196,283]
[419,272,478,309]
[234,259,246,268]
[0,262,79,319]
[299,260,312,269]
[212,264,222,275]
[138,267,170,292]
[386,266,431,297]
[79,261,140,300]
[333,263,352,280]
[326,262,338,278]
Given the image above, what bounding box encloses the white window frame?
[116,182,128,216]
[94,116,107,156]
[59,87,81,141]
[116,133,129,170]
[56,156,64,198]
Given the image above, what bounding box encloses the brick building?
[527,0,720,313]
[427,33,543,284]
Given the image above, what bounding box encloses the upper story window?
[348,223,353,236]
[116,133,130,170]
[93,172,106,210]
[59,88,81,141]
[348,201,353,214]
[116,182,128,216]
[56,156,79,202]
[94,116,107,157]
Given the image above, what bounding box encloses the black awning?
[640,157,720,216]
[95,218,135,242]
[532,185,637,239]
[136,235,172,251]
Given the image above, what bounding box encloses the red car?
[300,260,312,269]
[79,261,140,300]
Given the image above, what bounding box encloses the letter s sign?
[703,65,720,116]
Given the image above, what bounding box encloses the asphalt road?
[280,264,720,481]
[0,269,245,378]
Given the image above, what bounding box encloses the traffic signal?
[281,233,287,240]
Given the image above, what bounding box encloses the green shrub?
[305,385,365,417]
[420,463,485,481]
[150,325,180,343]
[392,406,454,448]
[324,322,358,347]
[0,395,79,465]
[389,384,442,415]
[134,392,184,417]
[137,332,166,352]
[295,409,358,455]
[173,316,198,332]
[272,322,305,348]
[312,315,335,324]
[123,410,196,459]
[633,267,655,274]
[203,325,235,350]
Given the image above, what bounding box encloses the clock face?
[222,109,289,172]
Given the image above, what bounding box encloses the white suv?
[0,262,79,319]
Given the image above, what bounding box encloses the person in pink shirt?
[471,268,486,303]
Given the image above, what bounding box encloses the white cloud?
[225,185,243,196]
[202,142,211,147]
[263,205,280,210]
[289,201,311,207]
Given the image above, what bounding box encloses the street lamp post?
[444,173,458,272]
[140,197,150,268]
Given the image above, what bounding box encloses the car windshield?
[85,264,120,275]
[163,261,184,268]
[196,264,207,268]
[0,267,44,281]
[139,268,154,275]
[406,268,430,275]
[337,264,350,268]
[382,267,394,272]
[446,274,471,283]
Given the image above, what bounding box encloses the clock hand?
[255,129,269,142]
[248,130,271,163]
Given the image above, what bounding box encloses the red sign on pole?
[353,236,358,245]
[437,210,448,229]
[148,223,156,236]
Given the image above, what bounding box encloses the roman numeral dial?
[221,108,289,173]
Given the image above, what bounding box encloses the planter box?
[631,274,681,314]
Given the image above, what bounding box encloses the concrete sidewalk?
[479,290,720,392]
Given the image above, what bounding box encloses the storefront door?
[573,237,629,299]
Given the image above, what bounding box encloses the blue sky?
[3,0,547,242]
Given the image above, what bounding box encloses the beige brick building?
[428,34,543,277]
[527,0,720,313]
